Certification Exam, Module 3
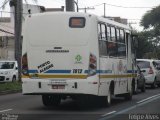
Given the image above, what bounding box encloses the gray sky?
[1,0,160,31]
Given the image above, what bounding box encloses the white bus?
[22,12,137,107]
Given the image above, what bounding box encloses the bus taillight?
[22,53,29,76]
[88,53,97,76]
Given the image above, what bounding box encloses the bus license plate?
[52,85,65,89]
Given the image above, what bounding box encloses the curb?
[0,90,22,95]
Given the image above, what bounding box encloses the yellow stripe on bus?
[100,74,137,78]
[22,74,88,79]
[22,74,136,79]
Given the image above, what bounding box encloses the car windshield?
[137,61,150,69]
[0,62,15,69]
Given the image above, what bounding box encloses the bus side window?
[120,29,125,43]
[108,42,117,57]
[118,43,126,57]
[116,29,120,42]
[111,27,116,41]
[117,29,126,57]
[98,24,101,39]
[101,24,107,40]
[98,23,107,56]
[107,26,111,41]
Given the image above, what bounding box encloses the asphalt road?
[0,87,160,120]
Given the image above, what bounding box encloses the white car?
[136,59,160,88]
[0,61,18,82]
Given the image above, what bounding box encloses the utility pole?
[65,0,75,11]
[103,3,106,17]
[10,0,22,81]
[79,7,94,13]
[74,0,79,12]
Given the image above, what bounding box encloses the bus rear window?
[69,17,85,28]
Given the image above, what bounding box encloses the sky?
[0,0,160,31]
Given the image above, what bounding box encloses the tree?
[141,5,160,45]
[141,5,160,30]
[140,5,160,59]
[136,31,154,58]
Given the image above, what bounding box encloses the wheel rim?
[107,90,111,104]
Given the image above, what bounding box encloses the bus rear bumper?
[22,78,99,96]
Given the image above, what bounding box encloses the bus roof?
[27,12,131,31]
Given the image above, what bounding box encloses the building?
[0,17,14,60]
[105,16,128,25]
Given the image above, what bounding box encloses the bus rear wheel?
[42,95,61,107]
[101,88,111,107]
[106,88,111,107]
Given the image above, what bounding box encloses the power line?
[0,10,28,15]
[0,23,14,29]
[0,28,14,35]
[90,3,103,7]
[79,7,95,13]
[0,0,10,10]
[0,10,143,21]
[105,3,154,8]
[91,3,155,9]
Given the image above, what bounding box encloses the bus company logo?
[75,54,82,64]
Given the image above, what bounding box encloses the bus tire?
[42,95,61,107]
[106,88,111,107]
[102,88,111,107]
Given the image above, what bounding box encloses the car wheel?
[141,84,146,92]
[12,76,16,82]
[151,79,156,89]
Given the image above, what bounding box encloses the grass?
[0,81,22,92]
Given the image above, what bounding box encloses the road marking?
[0,109,12,113]
[99,95,160,120]
[101,111,116,117]
[137,93,160,104]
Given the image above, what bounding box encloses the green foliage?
[136,31,154,58]
[139,5,160,59]
[0,82,22,91]
[141,5,160,29]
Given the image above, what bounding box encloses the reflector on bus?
[69,17,85,28]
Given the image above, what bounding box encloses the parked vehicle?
[0,61,18,82]
[136,65,146,92]
[136,59,160,88]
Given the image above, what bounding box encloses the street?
[0,87,160,120]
